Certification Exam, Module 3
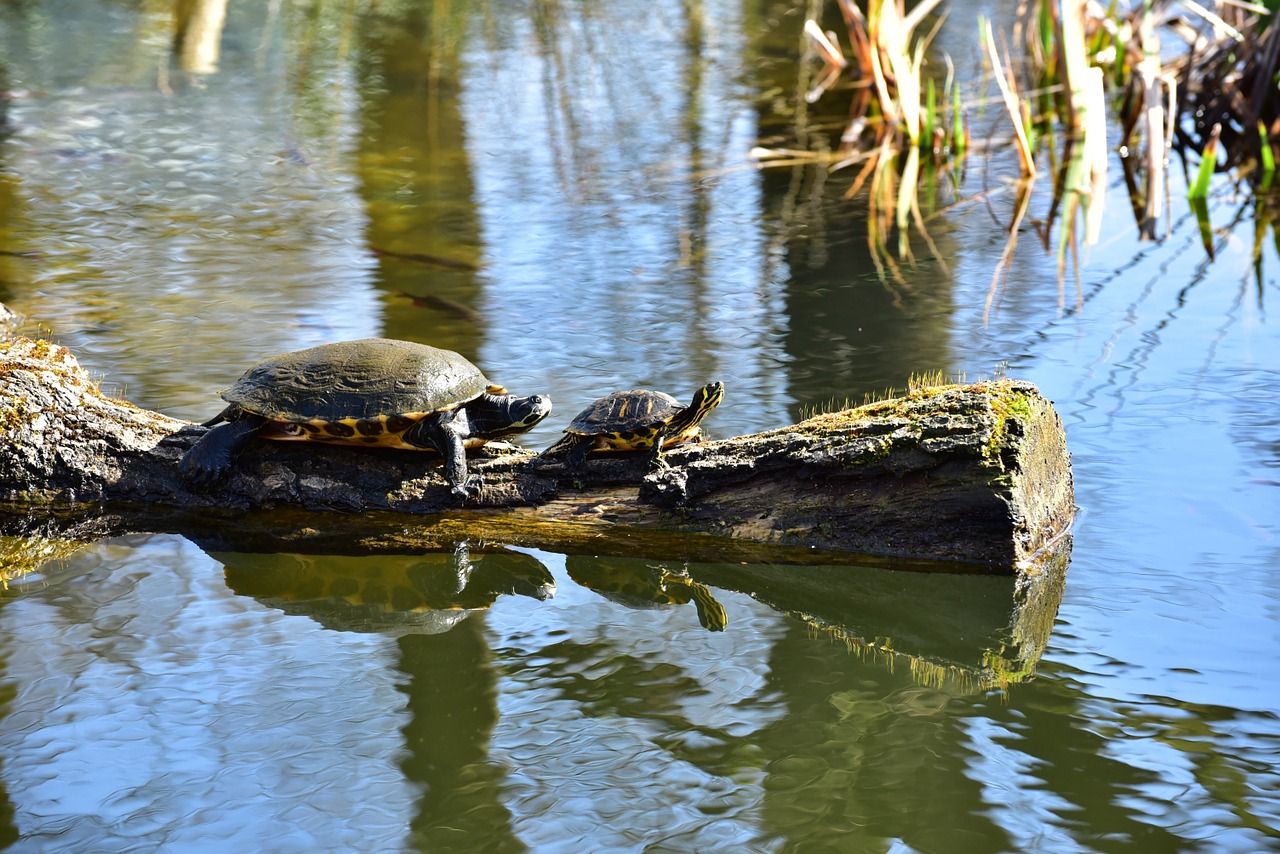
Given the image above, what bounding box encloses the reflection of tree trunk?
[173,0,229,74]
[0,331,1074,569]
[353,4,484,350]
[397,621,523,852]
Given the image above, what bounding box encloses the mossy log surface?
[0,335,1075,571]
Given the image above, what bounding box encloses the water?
[2,1,1279,851]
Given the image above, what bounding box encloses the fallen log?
[0,333,1075,570]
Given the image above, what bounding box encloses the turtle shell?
[224,338,488,427]
[565,389,682,437]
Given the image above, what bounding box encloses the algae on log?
[0,335,1075,570]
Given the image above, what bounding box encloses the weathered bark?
[0,334,1075,570]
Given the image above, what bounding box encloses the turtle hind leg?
[536,435,591,475]
[181,413,270,488]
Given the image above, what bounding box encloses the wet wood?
[0,331,1075,571]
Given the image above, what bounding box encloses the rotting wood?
[0,330,1075,571]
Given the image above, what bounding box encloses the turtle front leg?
[645,426,671,472]
[200,404,238,429]
[181,412,271,488]
[408,410,482,498]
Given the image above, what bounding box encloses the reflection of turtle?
[566,556,728,632]
[181,338,552,496]
[543,383,724,471]
[220,546,556,635]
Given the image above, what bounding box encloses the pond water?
[2,1,1279,851]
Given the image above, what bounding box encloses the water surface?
[1,1,1278,851]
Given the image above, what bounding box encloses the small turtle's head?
[473,391,553,439]
[691,381,726,413]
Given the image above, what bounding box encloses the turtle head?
[469,390,553,440]
[690,381,725,414]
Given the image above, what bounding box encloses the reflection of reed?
[757,0,962,279]
[467,0,778,421]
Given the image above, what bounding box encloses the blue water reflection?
[0,537,414,851]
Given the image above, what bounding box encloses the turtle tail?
[200,404,239,429]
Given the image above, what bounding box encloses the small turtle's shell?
[224,338,487,429]
[564,389,683,437]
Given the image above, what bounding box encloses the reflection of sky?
[1,3,381,420]
[0,540,790,849]
[459,0,792,442]
[486,550,788,851]
[0,537,414,851]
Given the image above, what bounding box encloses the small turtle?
[181,338,551,496]
[543,382,724,470]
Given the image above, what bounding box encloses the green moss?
[984,384,1037,462]
[0,399,29,432]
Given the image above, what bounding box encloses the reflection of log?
[0,518,1069,692]
[694,536,1071,690]
[0,334,1074,570]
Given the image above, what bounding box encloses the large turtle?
[542,382,724,470]
[181,338,551,496]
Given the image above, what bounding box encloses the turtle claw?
[179,415,269,491]
[179,437,231,490]
[451,474,484,499]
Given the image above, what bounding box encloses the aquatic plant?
[770,0,1280,274]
